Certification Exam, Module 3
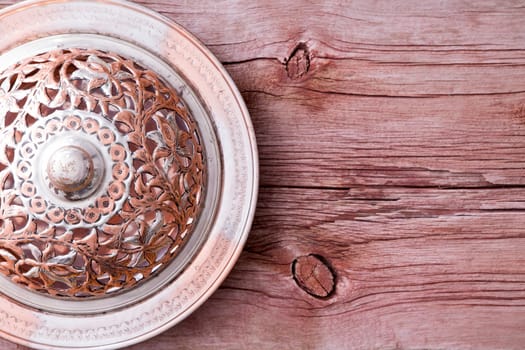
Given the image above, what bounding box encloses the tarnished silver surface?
[0,0,258,349]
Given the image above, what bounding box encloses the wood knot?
[292,254,335,299]
[285,43,311,79]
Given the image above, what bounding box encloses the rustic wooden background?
[1,0,525,349]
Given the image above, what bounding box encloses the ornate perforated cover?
[0,48,205,297]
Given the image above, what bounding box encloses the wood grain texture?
[1,0,525,349]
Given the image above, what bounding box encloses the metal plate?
[0,0,258,348]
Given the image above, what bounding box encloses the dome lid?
[0,48,205,298]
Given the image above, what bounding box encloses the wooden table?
[1,0,525,349]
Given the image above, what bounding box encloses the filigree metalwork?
[0,48,205,298]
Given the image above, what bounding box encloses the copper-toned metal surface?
[0,48,205,298]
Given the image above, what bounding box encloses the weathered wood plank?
[0,0,525,349]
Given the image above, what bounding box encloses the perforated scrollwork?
[0,48,205,298]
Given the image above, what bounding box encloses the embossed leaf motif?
[0,77,29,126]
[0,75,12,93]
[0,184,26,221]
[41,270,75,288]
[47,250,76,265]
[23,243,42,261]
[146,130,165,148]
[145,211,163,244]
[114,110,135,131]
[71,55,113,95]
[114,70,134,81]
[76,229,98,254]
[48,88,68,109]
[23,266,40,279]
[0,249,16,261]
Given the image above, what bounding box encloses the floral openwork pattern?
[0,49,205,297]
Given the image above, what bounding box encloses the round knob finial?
[47,145,94,193]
